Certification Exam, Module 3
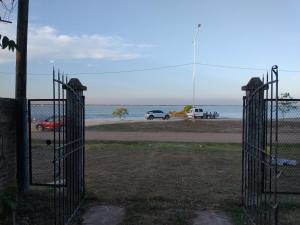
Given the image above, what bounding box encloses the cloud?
[0,23,150,64]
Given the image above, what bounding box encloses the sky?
[0,0,299,105]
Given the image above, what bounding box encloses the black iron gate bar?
[242,65,279,225]
[53,70,85,225]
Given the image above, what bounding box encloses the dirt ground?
[31,119,244,143]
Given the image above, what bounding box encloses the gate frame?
[52,71,86,225]
[27,69,86,225]
[241,65,279,225]
[28,98,66,187]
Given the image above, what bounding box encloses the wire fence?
[276,99,300,195]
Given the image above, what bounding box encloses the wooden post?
[15,0,30,193]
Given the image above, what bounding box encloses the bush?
[183,105,193,113]
[112,108,129,120]
[0,187,17,225]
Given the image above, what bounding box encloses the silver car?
[145,110,170,120]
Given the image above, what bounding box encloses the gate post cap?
[242,77,263,91]
[67,78,87,91]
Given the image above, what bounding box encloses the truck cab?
[187,107,204,119]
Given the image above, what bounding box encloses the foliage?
[169,111,187,118]
[0,186,17,225]
[112,107,129,120]
[183,105,193,113]
[0,34,17,51]
[169,105,192,118]
[278,93,298,119]
[16,189,54,225]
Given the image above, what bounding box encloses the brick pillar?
[0,98,17,190]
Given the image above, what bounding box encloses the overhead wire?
[0,62,299,78]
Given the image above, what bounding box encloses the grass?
[86,119,243,133]
[86,119,300,134]
[84,141,244,224]
[279,202,300,225]
[16,188,54,225]
[16,141,300,225]
[0,187,17,225]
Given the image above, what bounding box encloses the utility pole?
[192,24,201,109]
[15,0,30,192]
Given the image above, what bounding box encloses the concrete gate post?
[242,77,267,195]
[65,78,86,198]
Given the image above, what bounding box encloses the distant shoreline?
[85,104,243,107]
[30,104,244,121]
[85,117,242,127]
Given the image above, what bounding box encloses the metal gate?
[28,69,86,225]
[242,65,279,225]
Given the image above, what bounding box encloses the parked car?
[187,107,204,119]
[36,116,64,131]
[145,110,170,120]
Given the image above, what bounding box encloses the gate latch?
[46,140,52,146]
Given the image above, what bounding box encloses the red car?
[36,116,65,131]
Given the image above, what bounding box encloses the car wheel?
[164,115,170,120]
[36,125,44,131]
[149,115,154,120]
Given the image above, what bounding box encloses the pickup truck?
[187,107,204,119]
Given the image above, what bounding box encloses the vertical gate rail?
[242,65,279,225]
[28,98,66,186]
[53,69,86,225]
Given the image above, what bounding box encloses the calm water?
[31,103,300,121]
[30,104,243,121]
[85,105,243,120]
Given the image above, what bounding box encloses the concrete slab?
[83,205,125,225]
[193,210,233,225]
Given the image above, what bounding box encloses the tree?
[278,92,298,120]
[183,105,193,113]
[112,108,129,120]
